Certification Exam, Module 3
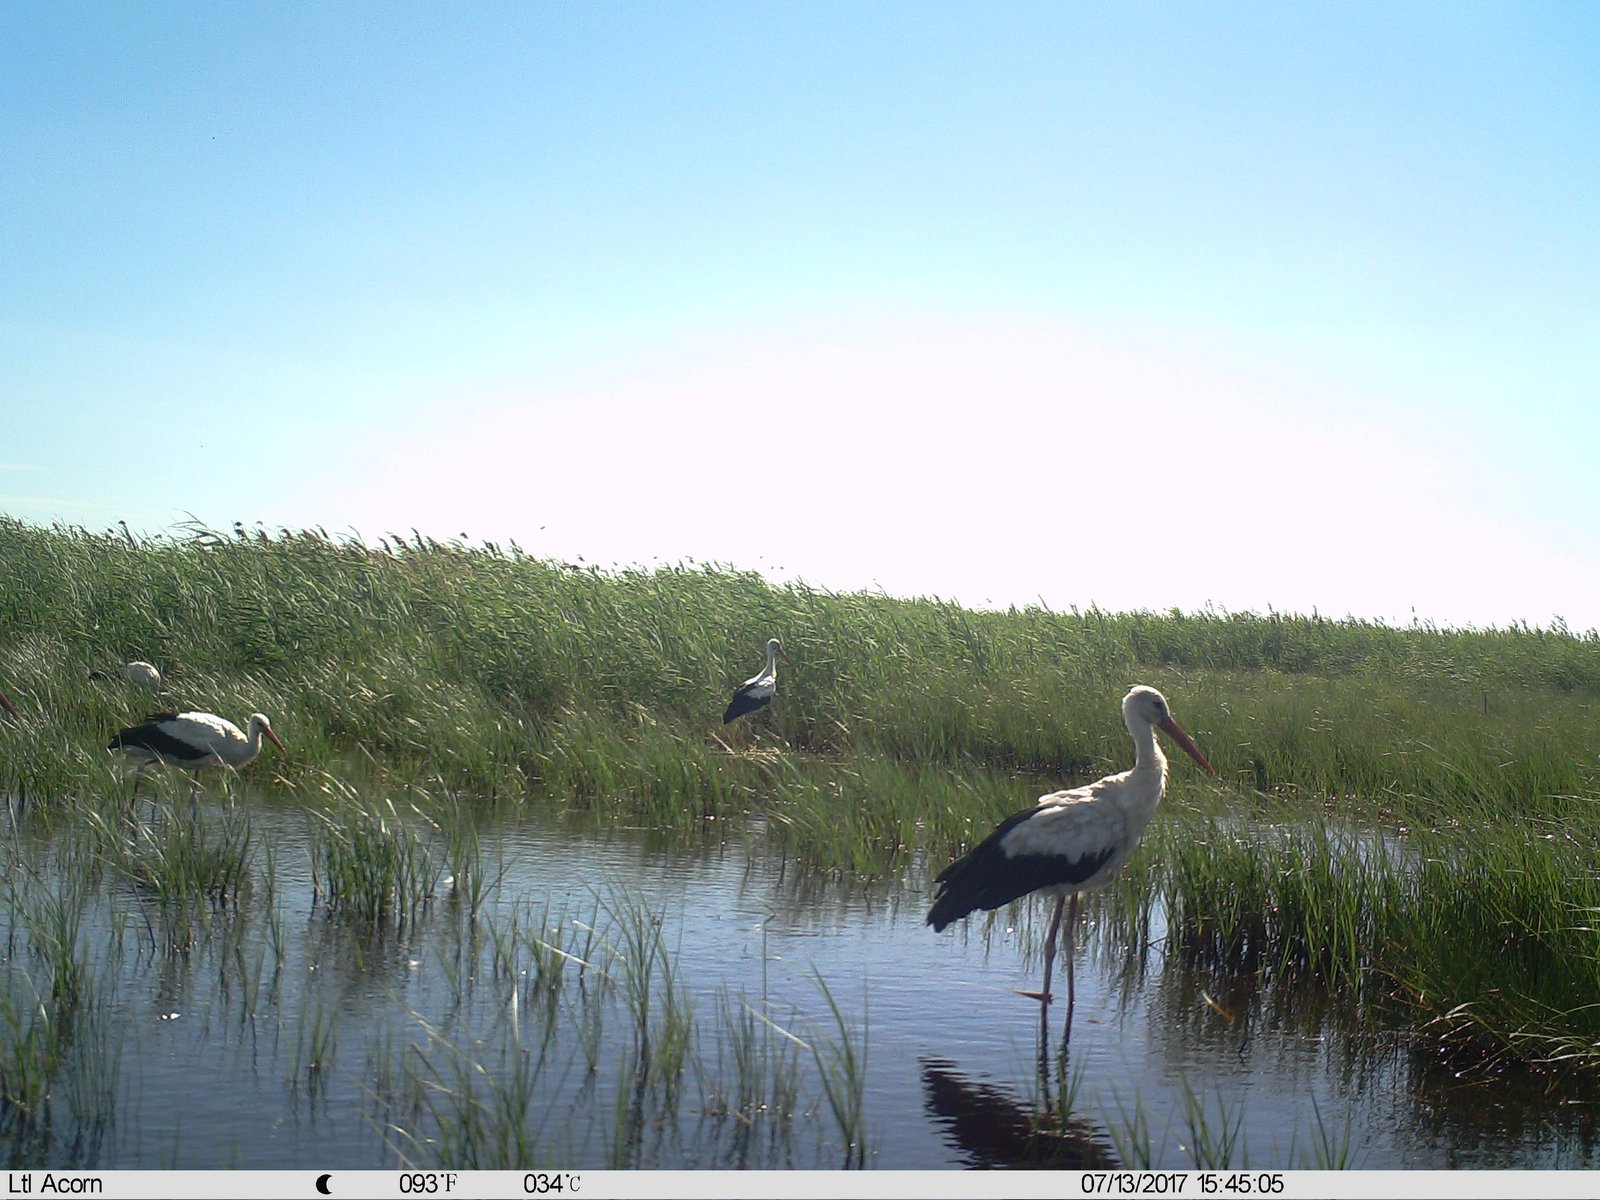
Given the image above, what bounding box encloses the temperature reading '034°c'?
[523,1174,582,1194]
[398,1173,458,1194]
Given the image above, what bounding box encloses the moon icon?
[315,1175,333,1195]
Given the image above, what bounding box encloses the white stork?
[108,710,286,797]
[927,685,1214,1039]
[124,660,161,689]
[723,637,794,724]
[93,660,162,690]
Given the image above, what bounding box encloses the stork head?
[249,712,288,753]
[767,637,795,667]
[123,660,162,689]
[1124,685,1214,774]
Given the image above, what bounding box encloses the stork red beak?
[1158,715,1215,774]
[264,727,287,753]
[779,647,795,667]
[0,690,17,721]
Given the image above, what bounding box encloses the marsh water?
[1,791,1595,1171]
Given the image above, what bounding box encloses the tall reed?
[7,517,1600,817]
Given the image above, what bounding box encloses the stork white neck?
[1127,715,1169,778]
[1120,687,1173,783]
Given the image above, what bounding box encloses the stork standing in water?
[927,685,1214,1040]
[723,637,794,724]
[108,710,286,799]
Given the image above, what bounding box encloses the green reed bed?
[1190,672,1600,821]
[534,703,747,825]
[6,517,1600,816]
[1403,811,1600,1074]
[1106,800,1600,1077]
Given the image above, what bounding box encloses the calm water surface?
[1,793,1594,1170]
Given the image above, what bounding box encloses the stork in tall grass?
[108,710,286,801]
[93,660,162,691]
[723,637,794,725]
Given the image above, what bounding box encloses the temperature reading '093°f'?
[398,1172,458,1194]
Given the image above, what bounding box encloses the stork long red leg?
[1038,894,1066,1004]
[1063,892,1080,1041]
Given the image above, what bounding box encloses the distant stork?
[93,660,162,690]
[108,710,286,798]
[927,685,1214,1040]
[723,637,794,724]
[0,688,17,721]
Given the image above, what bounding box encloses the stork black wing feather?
[926,806,1116,932]
[108,715,198,761]
[723,685,771,724]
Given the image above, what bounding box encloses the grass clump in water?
[308,777,439,927]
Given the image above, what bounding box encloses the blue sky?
[4,2,1597,630]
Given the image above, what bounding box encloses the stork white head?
[767,637,795,667]
[1123,685,1214,774]
[248,713,288,753]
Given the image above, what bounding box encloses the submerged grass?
[371,889,869,1169]
[0,852,121,1164]
[801,972,869,1169]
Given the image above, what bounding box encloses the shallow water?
[0,793,1595,1170]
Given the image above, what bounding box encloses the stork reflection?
[921,1057,1117,1169]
